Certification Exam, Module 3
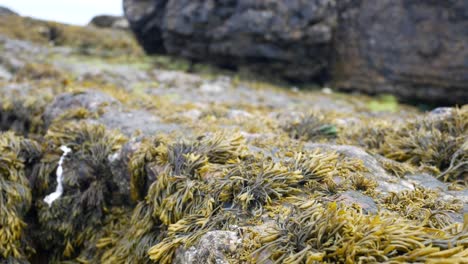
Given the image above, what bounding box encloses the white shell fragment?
[43,146,72,206]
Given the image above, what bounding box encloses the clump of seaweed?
[0,85,56,137]
[338,119,393,151]
[254,199,468,263]
[0,132,41,263]
[283,112,337,142]
[284,149,376,196]
[340,107,467,182]
[14,63,66,82]
[129,133,245,202]
[380,107,467,182]
[382,187,463,228]
[218,159,303,211]
[33,121,127,261]
[98,133,246,263]
[375,154,416,177]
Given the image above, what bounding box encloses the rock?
[125,0,467,105]
[0,6,18,16]
[124,0,337,81]
[44,90,185,137]
[43,90,120,126]
[174,231,240,264]
[97,109,181,136]
[305,143,468,222]
[199,77,230,94]
[333,191,378,214]
[331,0,468,105]
[305,143,403,193]
[89,15,129,30]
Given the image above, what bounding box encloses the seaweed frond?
[0,132,41,262]
[283,113,337,142]
[255,199,467,263]
[218,160,303,211]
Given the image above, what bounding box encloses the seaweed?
[33,121,127,261]
[218,159,302,211]
[382,187,463,228]
[0,132,41,263]
[0,16,467,263]
[255,199,468,263]
[99,133,246,263]
[283,113,338,142]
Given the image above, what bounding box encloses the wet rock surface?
[0,13,467,264]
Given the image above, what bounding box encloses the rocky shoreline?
[0,11,467,264]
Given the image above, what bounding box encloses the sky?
[0,0,123,25]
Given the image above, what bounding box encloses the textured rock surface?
[331,0,468,105]
[174,231,240,264]
[124,0,337,81]
[44,90,184,136]
[124,0,468,105]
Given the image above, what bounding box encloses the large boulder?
[89,15,129,30]
[124,0,337,81]
[331,0,468,105]
[124,0,468,105]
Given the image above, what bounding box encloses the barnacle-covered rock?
[174,231,240,264]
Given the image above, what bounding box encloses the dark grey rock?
[331,0,468,105]
[125,0,468,105]
[89,15,129,30]
[124,0,337,82]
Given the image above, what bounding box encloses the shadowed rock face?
[124,0,337,82]
[332,0,468,105]
[124,0,468,105]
